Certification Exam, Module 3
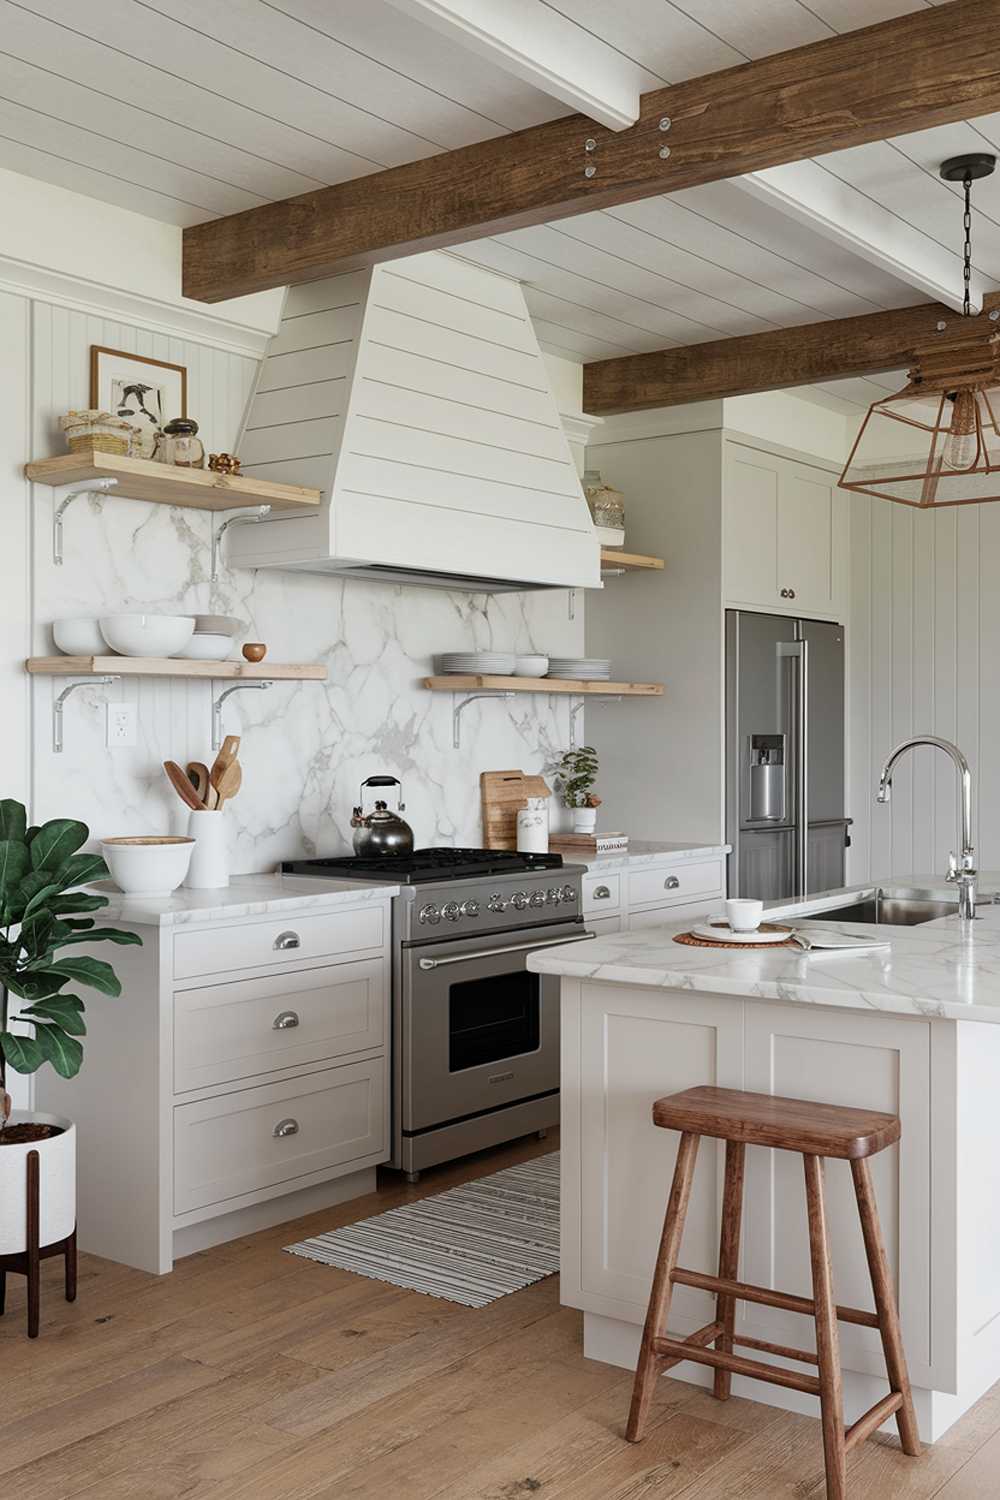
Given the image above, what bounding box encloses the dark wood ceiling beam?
[582,295,1000,414]
[184,0,1000,302]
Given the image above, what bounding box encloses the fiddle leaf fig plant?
[553,746,602,810]
[0,800,141,1138]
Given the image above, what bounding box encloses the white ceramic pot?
[517,797,549,853]
[573,806,598,835]
[101,836,194,895]
[185,809,229,889]
[0,1112,75,1255]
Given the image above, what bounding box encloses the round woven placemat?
[674,929,798,951]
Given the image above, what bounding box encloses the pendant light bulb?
[944,389,978,470]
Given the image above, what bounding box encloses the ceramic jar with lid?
[159,418,205,468]
[517,797,549,854]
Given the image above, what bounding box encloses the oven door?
[399,922,593,1132]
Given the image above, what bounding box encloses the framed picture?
[90,346,187,459]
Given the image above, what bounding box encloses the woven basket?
[60,410,134,457]
[66,432,131,455]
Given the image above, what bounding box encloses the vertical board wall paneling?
[849,493,997,882]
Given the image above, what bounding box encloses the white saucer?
[691,921,792,945]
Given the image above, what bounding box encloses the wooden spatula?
[164,760,203,811]
[209,734,240,788]
[213,758,242,809]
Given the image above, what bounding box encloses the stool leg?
[850,1158,921,1457]
[713,1139,745,1401]
[26,1149,40,1340]
[803,1154,847,1500]
[626,1130,700,1443]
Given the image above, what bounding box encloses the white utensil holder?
[185,808,229,889]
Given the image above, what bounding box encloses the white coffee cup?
[725,898,764,933]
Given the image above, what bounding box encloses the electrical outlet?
[106,702,136,748]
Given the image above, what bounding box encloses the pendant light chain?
[963,169,973,318]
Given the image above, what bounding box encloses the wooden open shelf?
[423,674,662,696]
[25,450,321,512]
[27,657,327,681]
[600,549,664,571]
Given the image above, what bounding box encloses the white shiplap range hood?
[230,252,600,592]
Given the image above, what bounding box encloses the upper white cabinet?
[724,440,847,619]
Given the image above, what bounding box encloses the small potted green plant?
[554,746,602,835]
[0,800,140,1317]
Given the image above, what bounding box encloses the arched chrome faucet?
[876,736,977,920]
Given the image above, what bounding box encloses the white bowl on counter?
[176,633,234,661]
[52,618,106,655]
[99,614,195,658]
[513,655,549,677]
[101,836,194,896]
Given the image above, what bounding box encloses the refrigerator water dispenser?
[749,733,785,822]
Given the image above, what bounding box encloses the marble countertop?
[573,840,730,872]
[93,873,399,928]
[529,872,1000,1024]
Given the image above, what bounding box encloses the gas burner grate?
[281,847,565,885]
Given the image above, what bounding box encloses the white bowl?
[176,633,234,661]
[192,615,243,637]
[99,614,195,658]
[53,617,105,655]
[514,655,549,677]
[101,836,194,896]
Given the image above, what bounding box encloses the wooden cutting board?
[480,770,551,850]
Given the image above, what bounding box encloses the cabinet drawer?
[173,1060,386,1214]
[174,958,385,1094]
[629,898,717,931]
[583,872,621,915]
[629,860,723,911]
[173,906,384,980]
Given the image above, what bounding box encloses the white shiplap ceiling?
[0,0,994,408]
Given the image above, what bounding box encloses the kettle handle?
[358,775,405,811]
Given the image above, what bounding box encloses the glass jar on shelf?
[159,418,205,468]
[582,468,626,539]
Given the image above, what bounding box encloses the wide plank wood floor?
[2,1131,999,1499]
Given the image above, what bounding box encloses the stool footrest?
[733,1332,819,1366]
[652,1334,822,1396]
[844,1392,904,1452]
[656,1319,722,1374]
[671,1266,880,1329]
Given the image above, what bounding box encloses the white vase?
[184,808,229,889]
[0,1112,75,1255]
[573,806,598,835]
[517,797,549,854]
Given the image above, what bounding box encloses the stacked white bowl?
[177,615,244,661]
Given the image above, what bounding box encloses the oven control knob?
[418,903,441,925]
[511,890,529,911]
[528,890,545,909]
[441,901,461,922]
[560,884,577,903]
[545,887,561,905]
[487,893,508,914]
[460,900,480,918]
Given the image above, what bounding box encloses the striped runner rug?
[283,1152,559,1308]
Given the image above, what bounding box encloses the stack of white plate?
[436,652,517,675]
[547,657,612,680]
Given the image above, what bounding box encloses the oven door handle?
[417,930,596,971]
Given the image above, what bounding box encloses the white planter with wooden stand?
[0,1111,77,1337]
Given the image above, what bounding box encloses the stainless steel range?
[282,848,591,1181]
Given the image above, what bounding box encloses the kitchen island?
[528,878,1000,1442]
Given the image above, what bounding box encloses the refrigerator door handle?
[778,640,809,900]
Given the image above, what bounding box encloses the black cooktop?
[281,846,565,886]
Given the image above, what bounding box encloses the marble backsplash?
[30,310,583,870]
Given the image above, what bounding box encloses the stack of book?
[551,831,629,856]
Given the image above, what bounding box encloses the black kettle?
[351,776,414,857]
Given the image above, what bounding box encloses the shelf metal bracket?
[52,477,118,566]
[568,694,624,751]
[452,691,514,749]
[53,677,120,753]
[211,505,272,582]
[212,680,272,751]
[568,588,577,621]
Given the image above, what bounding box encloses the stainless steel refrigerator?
[725,611,849,902]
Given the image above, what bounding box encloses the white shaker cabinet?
[724,441,847,620]
[36,882,394,1274]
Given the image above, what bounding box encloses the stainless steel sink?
[802,888,966,927]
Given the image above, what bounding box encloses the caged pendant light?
[839,153,1000,509]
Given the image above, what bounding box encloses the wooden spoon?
[186,762,213,807]
[209,734,240,788]
[213,759,242,809]
[163,760,203,811]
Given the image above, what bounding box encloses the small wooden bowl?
[242,642,267,662]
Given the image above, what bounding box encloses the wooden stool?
[627,1086,921,1499]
